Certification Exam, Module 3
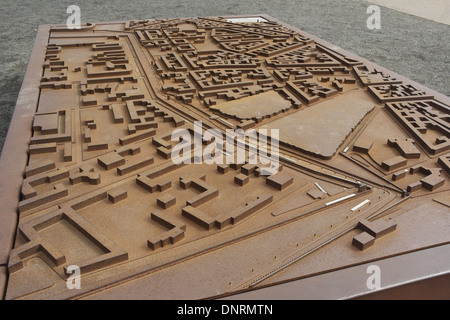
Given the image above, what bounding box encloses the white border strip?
[325,194,356,206]
[351,199,370,212]
[279,154,297,163]
[218,118,234,127]
[226,17,268,23]
[315,182,327,194]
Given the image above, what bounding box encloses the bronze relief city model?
[0,15,449,300]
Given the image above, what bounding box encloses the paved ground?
[1,0,449,154]
[366,0,450,25]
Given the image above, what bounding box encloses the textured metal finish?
[1,15,449,300]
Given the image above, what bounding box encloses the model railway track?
[231,190,399,291]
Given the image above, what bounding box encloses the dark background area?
[1,0,449,154]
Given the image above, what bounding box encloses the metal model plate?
[1,14,449,300]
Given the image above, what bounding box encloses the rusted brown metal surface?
[1,14,449,300]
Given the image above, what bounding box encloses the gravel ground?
[1,0,449,154]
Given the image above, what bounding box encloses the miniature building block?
[353,140,373,154]
[84,128,92,143]
[33,113,59,133]
[157,193,176,209]
[421,174,445,191]
[29,143,57,154]
[392,169,408,181]
[182,206,216,230]
[358,184,369,193]
[108,188,127,203]
[241,164,257,175]
[158,178,172,192]
[182,194,273,231]
[352,232,375,251]
[87,143,109,151]
[387,138,421,159]
[266,173,293,190]
[119,128,156,145]
[18,184,69,213]
[409,165,423,174]
[137,175,172,193]
[25,160,56,177]
[180,176,218,207]
[156,146,172,159]
[148,210,186,250]
[63,142,73,162]
[12,189,128,277]
[86,120,97,130]
[234,173,249,186]
[381,156,407,171]
[69,165,101,185]
[217,164,229,174]
[385,102,450,155]
[258,164,284,176]
[115,144,141,156]
[237,120,256,130]
[407,181,423,193]
[357,219,397,239]
[117,157,154,176]
[230,163,244,170]
[216,194,273,227]
[438,155,450,175]
[22,168,69,200]
[148,227,185,250]
[112,104,124,123]
[98,152,125,170]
